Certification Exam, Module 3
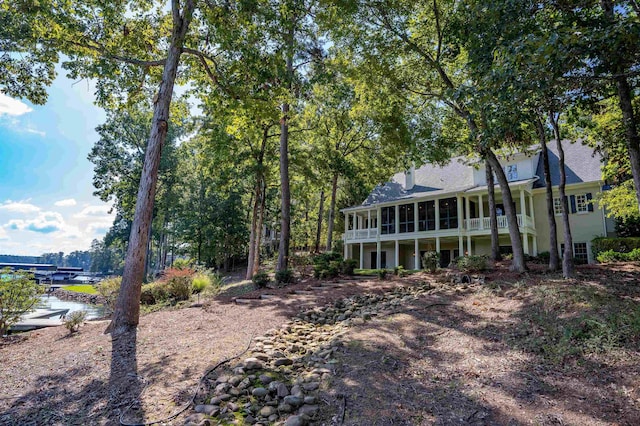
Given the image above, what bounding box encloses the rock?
[216,375,230,384]
[194,404,218,415]
[278,403,294,413]
[229,375,243,386]
[303,396,316,404]
[245,414,256,424]
[229,387,242,396]
[252,387,268,397]
[259,374,273,384]
[298,404,319,417]
[268,381,281,392]
[259,406,277,417]
[238,377,251,389]
[268,413,279,422]
[284,415,307,426]
[210,393,232,404]
[253,353,270,361]
[302,382,319,391]
[184,413,207,424]
[227,402,239,412]
[243,358,263,370]
[274,358,294,366]
[283,395,303,407]
[214,383,229,394]
[233,366,245,375]
[277,382,290,398]
[290,385,303,397]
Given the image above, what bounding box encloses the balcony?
[465,214,534,231]
[344,229,378,240]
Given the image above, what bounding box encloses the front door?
[440,250,451,268]
[370,251,387,269]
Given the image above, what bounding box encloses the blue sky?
[0,69,116,256]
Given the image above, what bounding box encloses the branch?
[65,39,166,67]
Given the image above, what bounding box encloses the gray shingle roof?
[358,141,602,208]
[532,140,602,188]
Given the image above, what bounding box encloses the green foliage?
[376,269,388,280]
[172,258,194,270]
[63,310,87,334]
[96,277,121,313]
[252,272,271,288]
[598,181,639,221]
[275,269,295,284]
[140,282,170,305]
[341,259,358,276]
[191,273,212,294]
[0,268,42,336]
[592,237,640,259]
[537,252,551,263]
[597,249,640,263]
[454,256,489,273]
[393,265,409,277]
[615,215,640,237]
[421,251,440,273]
[313,251,342,278]
[62,285,98,295]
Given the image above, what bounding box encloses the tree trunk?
[253,180,266,276]
[107,0,195,336]
[246,181,261,280]
[326,171,339,251]
[615,76,640,213]
[276,24,295,273]
[535,116,560,271]
[315,190,325,253]
[550,113,575,278]
[484,149,527,272]
[485,162,501,261]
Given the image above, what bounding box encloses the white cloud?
[0,200,41,214]
[4,211,67,234]
[0,226,8,241]
[26,128,46,137]
[0,93,33,116]
[54,198,77,207]
[74,205,112,218]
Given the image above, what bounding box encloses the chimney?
[405,164,415,190]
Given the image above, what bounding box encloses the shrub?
[592,237,640,259]
[140,281,170,305]
[537,251,551,264]
[422,251,439,273]
[628,248,640,261]
[163,268,194,301]
[191,273,212,294]
[63,310,87,333]
[340,259,358,276]
[0,268,42,336]
[96,277,121,312]
[313,251,343,279]
[597,248,640,263]
[172,258,193,270]
[252,271,271,288]
[275,269,294,284]
[455,255,488,272]
[376,269,388,280]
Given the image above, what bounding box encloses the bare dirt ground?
[1,264,640,426]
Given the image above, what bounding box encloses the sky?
[0,69,116,256]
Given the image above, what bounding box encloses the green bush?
[340,259,358,276]
[592,237,640,259]
[376,269,388,280]
[63,310,87,333]
[537,251,551,263]
[455,255,489,272]
[313,251,343,279]
[597,248,640,263]
[140,281,170,305]
[252,271,271,288]
[275,269,294,284]
[96,277,121,312]
[628,248,640,261]
[422,251,439,273]
[191,273,212,294]
[0,268,43,336]
[164,268,193,301]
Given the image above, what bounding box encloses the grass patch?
[61,285,98,295]
[354,269,383,276]
[217,280,256,298]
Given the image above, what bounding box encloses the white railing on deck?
[466,214,533,231]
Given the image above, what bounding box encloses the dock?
[10,309,68,332]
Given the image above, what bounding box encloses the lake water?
[38,295,106,319]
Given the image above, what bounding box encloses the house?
[341,140,616,269]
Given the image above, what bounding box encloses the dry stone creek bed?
[184,280,443,425]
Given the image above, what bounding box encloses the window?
[553,197,562,215]
[574,243,588,264]
[381,206,395,234]
[576,194,588,213]
[418,200,436,231]
[439,197,458,229]
[506,165,518,181]
[399,204,415,233]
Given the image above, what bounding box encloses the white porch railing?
[466,214,533,231]
[344,228,378,240]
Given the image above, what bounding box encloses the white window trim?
[576,194,589,214]
[553,197,562,216]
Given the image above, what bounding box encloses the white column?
[344,212,348,234]
[376,241,381,269]
[456,195,463,231]
[529,193,535,225]
[344,242,348,259]
[533,236,538,256]
[458,235,464,256]
[377,207,381,235]
[465,195,471,230]
[414,239,420,269]
[368,210,371,237]
[435,236,441,253]
[520,188,526,218]
[467,235,472,255]
[359,242,364,269]
[395,204,399,234]
[435,199,440,231]
[523,232,529,255]
[479,194,485,230]
[395,240,400,268]
[414,201,419,233]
